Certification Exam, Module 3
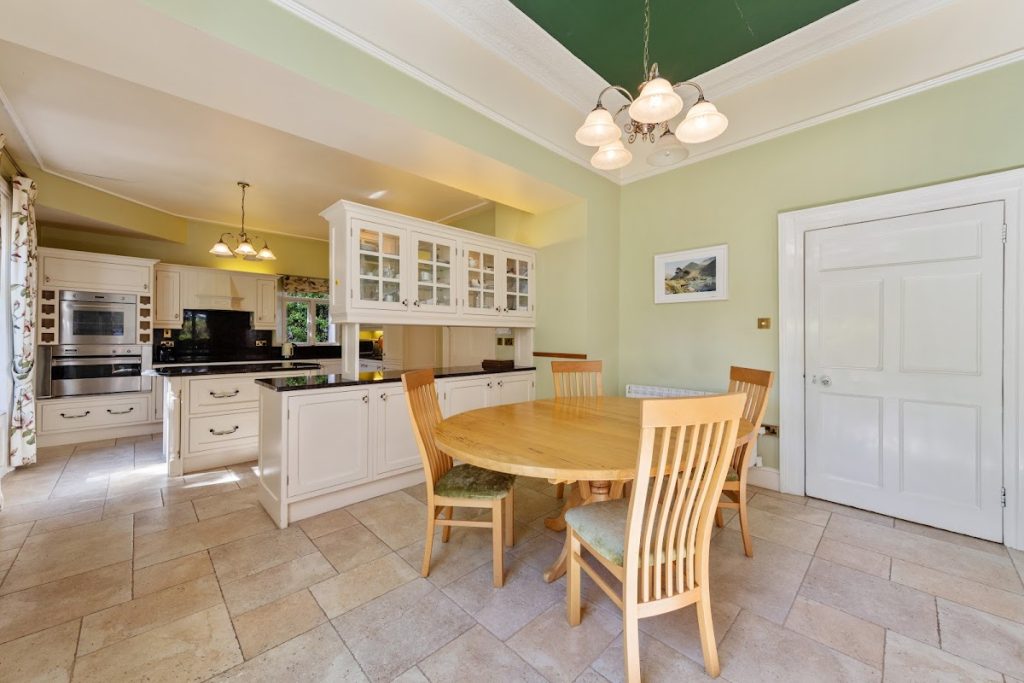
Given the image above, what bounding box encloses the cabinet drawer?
[188,377,261,413]
[40,395,150,433]
[41,254,151,294]
[188,411,259,453]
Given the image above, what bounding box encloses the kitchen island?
[255,366,536,527]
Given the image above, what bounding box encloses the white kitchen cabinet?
[439,371,535,417]
[410,231,457,314]
[40,248,154,294]
[254,278,277,329]
[373,383,421,476]
[287,390,372,497]
[154,266,182,328]
[501,251,534,318]
[462,242,501,318]
[39,394,151,434]
[494,372,534,404]
[352,220,408,312]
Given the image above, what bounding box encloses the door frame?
[778,168,1024,549]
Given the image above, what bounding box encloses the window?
[283,292,334,345]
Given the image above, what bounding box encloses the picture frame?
[654,244,728,304]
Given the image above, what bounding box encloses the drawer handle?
[209,425,240,436]
[106,407,134,415]
[362,395,369,404]
[380,393,388,401]
[210,390,241,399]
[60,410,91,419]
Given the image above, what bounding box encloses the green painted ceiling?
[509,0,859,92]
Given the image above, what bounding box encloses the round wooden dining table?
[434,396,754,582]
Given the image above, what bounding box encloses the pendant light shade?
[210,181,277,260]
[209,240,234,257]
[575,106,621,147]
[676,99,729,144]
[646,129,689,167]
[628,77,683,124]
[257,243,277,261]
[591,139,632,170]
[234,239,257,257]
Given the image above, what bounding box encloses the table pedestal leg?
[543,479,624,583]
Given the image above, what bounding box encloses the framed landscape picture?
[654,244,728,304]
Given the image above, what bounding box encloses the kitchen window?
[283,293,334,345]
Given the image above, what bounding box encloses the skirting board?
[746,466,781,492]
[38,422,161,448]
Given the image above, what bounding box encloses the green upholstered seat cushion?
[565,498,629,566]
[726,469,739,482]
[434,464,515,500]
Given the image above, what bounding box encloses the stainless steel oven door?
[50,357,143,397]
[59,301,137,345]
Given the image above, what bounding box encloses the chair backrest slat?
[727,366,774,470]
[402,369,452,498]
[624,394,745,604]
[552,360,603,398]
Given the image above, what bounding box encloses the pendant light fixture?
[574,0,728,170]
[209,182,276,261]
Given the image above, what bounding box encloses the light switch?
[757,317,771,330]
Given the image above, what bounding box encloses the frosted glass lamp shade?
[647,130,689,167]
[234,239,257,257]
[575,107,620,147]
[676,100,729,144]
[591,139,632,170]
[257,244,277,260]
[628,78,683,124]
[209,240,234,257]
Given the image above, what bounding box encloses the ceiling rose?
[574,0,728,171]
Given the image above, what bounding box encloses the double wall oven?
[38,291,151,398]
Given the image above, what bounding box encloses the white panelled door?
[805,202,1004,540]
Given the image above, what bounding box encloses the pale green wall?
[619,61,1024,469]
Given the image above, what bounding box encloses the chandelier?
[209,182,276,260]
[574,0,729,170]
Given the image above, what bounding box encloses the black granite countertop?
[255,365,536,392]
[148,361,323,377]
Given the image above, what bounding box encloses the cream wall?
[618,61,1024,469]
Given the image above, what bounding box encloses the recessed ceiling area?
[509,0,858,89]
[0,40,493,240]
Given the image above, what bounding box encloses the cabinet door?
[254,278,277,329]
[154,268,182,327]
[42,254,151,294]
[288,390,371,496]
[352,220,408,311]
[441,377,493,418]
[375,384,421,475]
[410,232,457,314]
[496,373,535,405]
[502,252,534,318]
[462,242,500,317]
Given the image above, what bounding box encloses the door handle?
[60,411,91,419]
[820,375,832,387]
[106,407,134,415]
[362,394,369,403]
[380,393,388,401]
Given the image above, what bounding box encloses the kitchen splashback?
[155,309,273,363]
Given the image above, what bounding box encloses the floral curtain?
[9,174,37,467]
[280,274,328,296]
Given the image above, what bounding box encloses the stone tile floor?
[1,436,1023,681]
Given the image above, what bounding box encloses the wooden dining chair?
[402,369,516,587]
[551,360,603,498]
[565,393,745,681]
[714,366,774,557]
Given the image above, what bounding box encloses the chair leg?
[714,508,725,528]
[696,586,721,677]
[441,506,453,543]
[491,499,505,587]
[567,531,581,626]
[623,604,641,683]
[738,481,753,558]
[555,482,565,499]
[504,489,515,547]
[422,505,436,578]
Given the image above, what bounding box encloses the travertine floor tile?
[310,552,418,618]
[891,558,1024,624]
[575,668,613,683]
[726,505,824,554]
[393,666,429,682]
[28,506,104,536]
[805,498,894,527]
[937,598,1024,679]
[332,578,474,681]
[0,561,131,645]
[210,622,366,682]
[221,551,336,616]
[78,574,223,655]
[313,523,391,573]
[1,515,132,594]
[226,462,260,489]
[0,495,103,529]
[748,492,831,526]
[134,507,274,569]
[133,550,214,597]
[161,480,241,506]
[894,518,1008,557]
[71,604,242,682]
[637,598,741,665]
[799,558,938,645]
[419,625,545,682]
[784,596,885,668]
[296,507,359,539]
[0,619,79,683]
[192,486,261,521]
[101,489,162,519]
[509,532,565,575]
[883,630,1002,682]
[591,633,719,683]
[511,487,563,523]
[397,523,497,587]
[442,559,563,640]
[748,486,809,506]
[506,602,621,683]
[814,538,890,579]
[132,500,196,537]
[232,589,326,659]
[719,610,881,683]
[0,521,33,552]
[0,548,17,577]
[345,491,426,550]
[209,526,317,582]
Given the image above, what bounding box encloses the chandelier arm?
[671,80,707,101]
[595,85,634,109]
